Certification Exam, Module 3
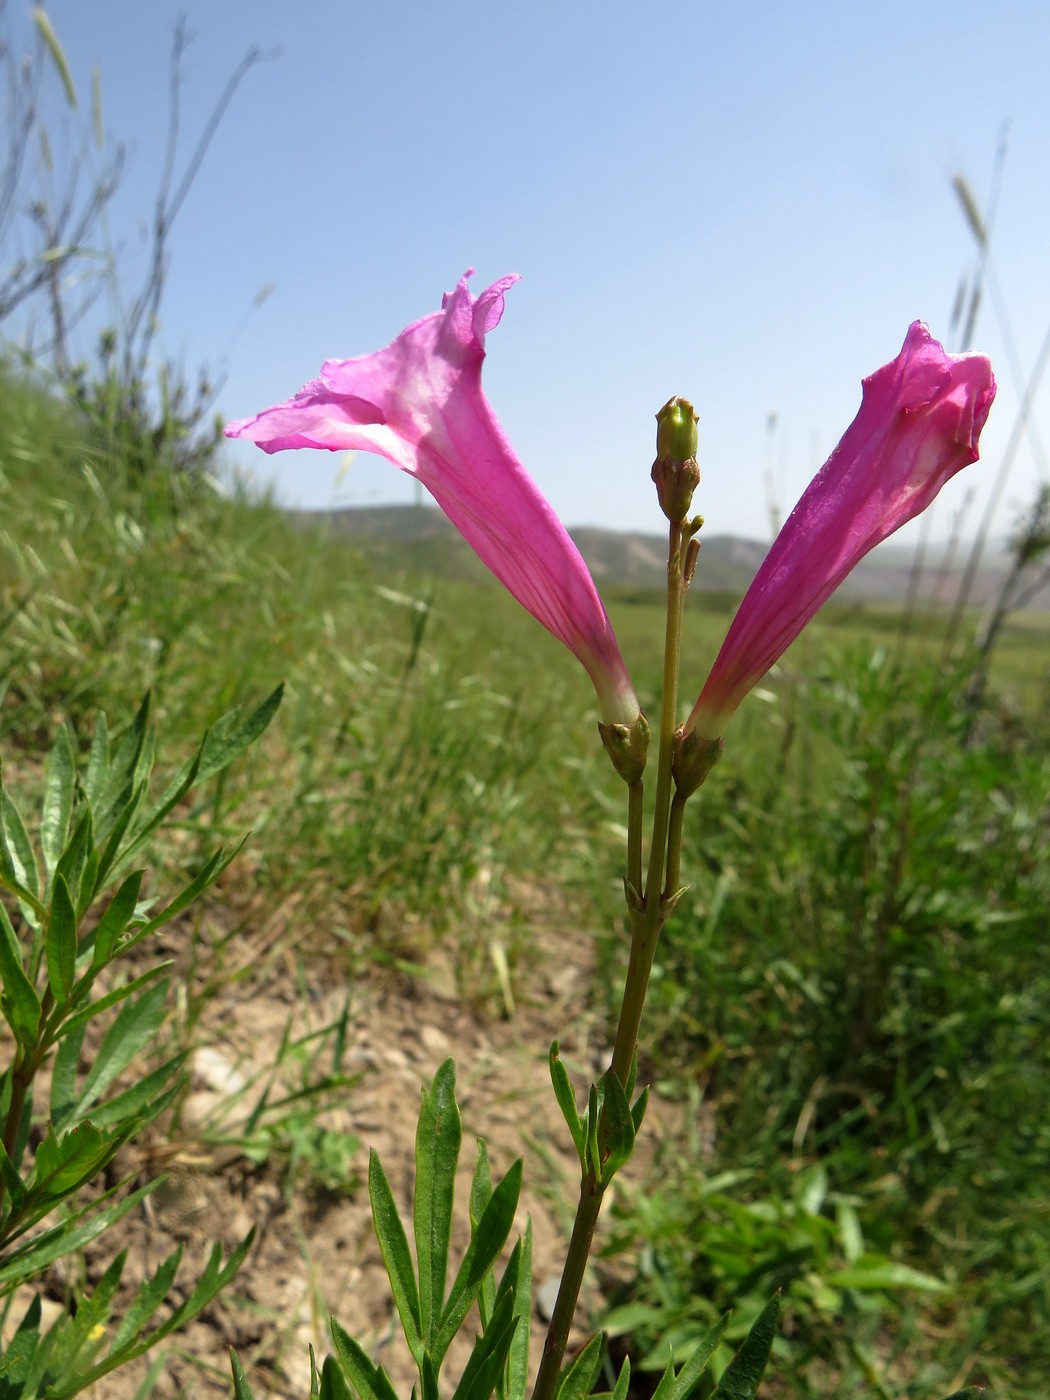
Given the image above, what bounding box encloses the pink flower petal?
[686,322,996,740]
[227,273,640,726]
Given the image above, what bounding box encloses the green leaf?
[72,977,169,1118]
[230,1350,258,1400]
[940,1390,985,1399]
[329,1318,401,1400]
[611,1358,631,1400]
[650,1313,729,1400]
[50,1018,87,1129]
[436,1159,522,1364]
[83,710,109,810]
[554,1333,604,1400]
[62,961,171,1040]
[106,1246,183,1354]
[89,869,145,968]
[86,1052,183,1131]
[0,1136,29,1214]
[368,1148,423,1365]
[594,1070,635,1186]
[53,807,93,916]
[54,1235,254,1398]
[549,1043,586,1166]
[129,841,246,940]
[93,781,145,889]
[450,1290,518,1400]
[319,1354,353,1400]
[32,1121,114,1200]
[0,770,40,908]
[710,1295,780,1400]
[45,874,77,1006]
[40,725,76,881]
[414,1057,462,1347]
[631,1085,649,1135]
[470,1140,497,1328]
[0,1292,43,1389]
[0,1181,158,1289]
[827,1261,946,1292]
[421,1354,440,1400]
[498,1220,532,1400]
[0,900,41,1047]
[196,685,283,785]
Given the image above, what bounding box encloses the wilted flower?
[226,272,641,729]
[685,322,996,741]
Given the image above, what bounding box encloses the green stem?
[531,520,689,1400]
[531,1166,603,1400]
[611,519,686,1084]
[627,780,644,896]
[664,791,688,901]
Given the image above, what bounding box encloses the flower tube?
[226,272,640,730]
[686,322,996,742]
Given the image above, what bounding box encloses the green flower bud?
[652,397,700,522]
[655,397,699,461]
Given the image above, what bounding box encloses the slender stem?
[626,780,644,896]
[664,791,688,901]
[531,520,690,1400]
[611,519,686,1085]
[531,1167,603,1400]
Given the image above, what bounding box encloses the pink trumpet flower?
[226,272,640,729]
[686,322,996,742]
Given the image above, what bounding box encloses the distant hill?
[288,504,1050,610]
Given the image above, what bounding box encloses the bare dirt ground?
[54,890,678,1400]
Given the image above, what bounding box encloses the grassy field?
[1,370,1048,1398]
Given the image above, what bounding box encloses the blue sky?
[6,0,1049,547]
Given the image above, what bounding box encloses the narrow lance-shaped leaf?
[0,900,41,1047]
[40,725,76,881]
[329,1318,401,1400]
[415,1057,462,1346]
[650,1313,729,1400]
[0,768,40,908]
[45,873,77,1007]
[368,1148,424,1365]
[709,1295,780,1400]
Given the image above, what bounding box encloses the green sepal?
[709,1295,779,1400]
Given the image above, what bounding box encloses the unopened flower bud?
[652,397,700,522]
[598,712,651,785]
[655,397,699,461]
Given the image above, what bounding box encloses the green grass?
[2,368,1048,1398]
